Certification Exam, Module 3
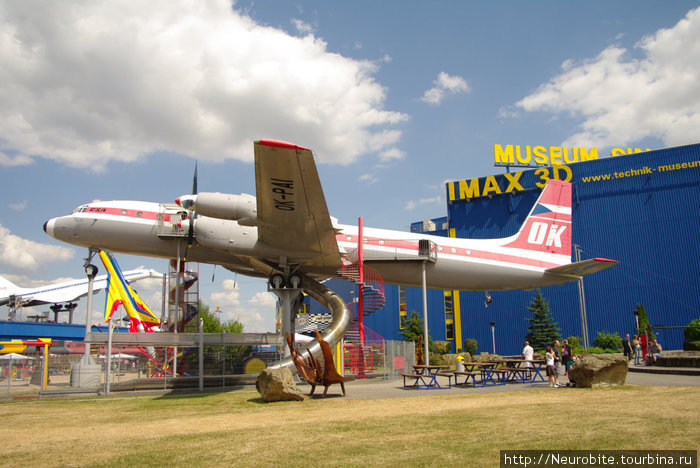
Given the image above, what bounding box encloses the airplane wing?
[545,258,618,279]
[0,270,161,307]
[253,140,341,271]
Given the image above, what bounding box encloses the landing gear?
[268,271,305,359]
[269,273,286,289]
[268,273,303,289]
[287,273,302,289]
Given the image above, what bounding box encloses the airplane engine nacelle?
[176,192,257,224]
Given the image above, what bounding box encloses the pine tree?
[634,303,655,340]
[399,311,424,342]
[525,289,561,352]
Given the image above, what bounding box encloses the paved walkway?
[314,371,700,400]
[3,367,698,401]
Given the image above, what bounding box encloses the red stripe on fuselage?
[80,206,170,222]
[336,234,564,269]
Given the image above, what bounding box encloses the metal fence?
[3,338,416,397]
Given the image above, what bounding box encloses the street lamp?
[490,321,496,354]
[633,309,640,334]
[83,263,98,359]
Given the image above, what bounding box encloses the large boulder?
[256,368,305,402]
[569,354,628,388]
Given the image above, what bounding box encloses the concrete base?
[70,356,101,388]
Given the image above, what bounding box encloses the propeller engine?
[175,192,258,226]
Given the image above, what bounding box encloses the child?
[545,345,558,387]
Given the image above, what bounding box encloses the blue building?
[313,144,699,355]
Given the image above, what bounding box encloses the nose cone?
[43,218,55,238]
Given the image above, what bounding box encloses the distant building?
[311,144,699,355]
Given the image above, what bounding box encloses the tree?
[592,331,622,351]
[525,289,561,352]
[198,301,250,370]
[634,303,655,340]
[399,311,424,342]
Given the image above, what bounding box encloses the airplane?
[43,139,616,295]
[0,268,162,318]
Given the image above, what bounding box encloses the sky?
[1,1,699,331]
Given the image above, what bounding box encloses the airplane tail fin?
[98,250,160,331]
[502,179,572,267]
[0,275,20,293]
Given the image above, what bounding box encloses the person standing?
[545,346,557,387]
[632,335,642,365]
[553,340,562,387]
[621,334,632,361]
[561,339,573,376]
[521,340,534,378]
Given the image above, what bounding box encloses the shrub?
[463,339,478,357]
[683,340,700,351]
[432,341,452,355]
[684,318,700,342]
[592,331,622,351]
[566,336,585,356]
[585,347,606,354]
[429,353,446,365]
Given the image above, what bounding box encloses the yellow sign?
[448,166,572,201]
[494,144,651,166]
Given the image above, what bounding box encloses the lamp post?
[490,321,496,354]
[83,262,98,359]
[71,257,101,388]
[633,309,640,335]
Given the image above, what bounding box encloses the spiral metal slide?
[267,275,350,371]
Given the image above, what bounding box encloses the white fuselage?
[44,199,573,291]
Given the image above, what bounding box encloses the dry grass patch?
[1,386,698,467]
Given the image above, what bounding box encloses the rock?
[474,353,503,363]
[568,354,628,388]
[256,368,305,402]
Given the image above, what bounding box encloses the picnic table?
[501,359,546,383]
[467,362,507,387]
[402,364,453,389]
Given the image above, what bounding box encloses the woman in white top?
[545,346,558,387]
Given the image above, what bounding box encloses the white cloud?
[379,147,405,161]
[0,223,74,272]
[0,1,408,170]
[248,291,276,307]
[208,279,276,332]
[9,200,26,211]
[421,71,470,105]
[404,196,442,211]
[209,279,242,309]
[291,18,314,35]
[515,6,700,148]
[359,173,379,184]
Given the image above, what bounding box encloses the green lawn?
[1,385,698,467]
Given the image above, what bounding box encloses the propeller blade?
[183,162,198,262]
[192,162,198,195]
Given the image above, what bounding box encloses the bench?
[491,368,508,384]
[401,373,427,388]
[505,367,531,383]
[436,371,453,388]
[453,370,480,387]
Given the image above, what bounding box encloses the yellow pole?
[42,344,49,390]
[335,341,343,375]
[453,290,463,352]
